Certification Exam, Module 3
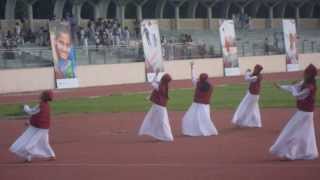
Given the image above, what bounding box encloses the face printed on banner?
[52,23,75,79]
[224,37,231,53]
[289,33,298,51]
[55,32,71,61]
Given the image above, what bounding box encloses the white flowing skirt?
[138,104,174,141]
[270,111,318,160]
[182,103,218,136]
[9,126,55,160]
[232,92,262,128]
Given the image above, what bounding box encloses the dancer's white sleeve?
[244,72,257,82]
[292,87,310,99]
[280,81,309,98]
[151,74,159,90]
[191,68,197,86]
[280,85,295,93]
[23,104,40,115]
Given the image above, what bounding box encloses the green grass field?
[0,80,319,118]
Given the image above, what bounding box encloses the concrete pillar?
[155,0,167,19]
[263,1,280,28]
[174,5,180,29]
[292,1,306,27]
[234,0,253,16]
[5,0,17,20]
[249,1,261,18]
[72,3,82,26]
[174,6,180,19]
[169,0,186,30]
[269,7,274,19]
[137,5,143,21]
[27,3,34,31]
[207,7,212,29]
[114,0,129,27]
[134,0,148,22]
[54,0,66,20]
[268,7,274,28]
[187,0,198,18]
[117,5,126,26]
[306,3,315,18]
[225,2,231,18]
[200,1,219,30]
[295,7,300,19]
[93,4,100,20]
[280,3,287,18]
[99,0,111,19]
[240,6,245,14]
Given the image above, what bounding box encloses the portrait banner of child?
[49,21,79,89]
[140,20,165,82]
[219,19,240,76]
[282,19,300,72]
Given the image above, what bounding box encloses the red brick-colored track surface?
[1,71,320,180]
[1,109,320,180]
[0,71,304,104]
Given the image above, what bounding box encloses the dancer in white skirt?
[10,90,56,163]
[270,64,318,160]
[138,72,174,141]
[182,62,218,136]
[232,64,263,128]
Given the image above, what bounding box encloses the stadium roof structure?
[2,0,320,21]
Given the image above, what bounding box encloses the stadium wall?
[1,53,320,94]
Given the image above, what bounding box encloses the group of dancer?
[9,63,318,163]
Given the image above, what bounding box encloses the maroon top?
[297,84,316,112]
[194,82,213,104]
[150,74,171,107]
[249,74,263,95]
[150,88,169,107]
[30,102,51,129]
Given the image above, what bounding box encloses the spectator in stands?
[15,22,21,38]
[77,27,84,46]
[198,40,207,58]
[186,34,193,59]
[273,32,279,48]
[113,24,121,46]
[168,40,174,60]
[0,25,3,48]
[123,26,130,46]
[134,19,140,39]
[95,31,101,51]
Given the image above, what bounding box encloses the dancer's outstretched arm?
[151,70,160,90]
[244,69,257,82]
[23,104,40,115]
[190,62,197,86]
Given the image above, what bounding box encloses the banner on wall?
[282,19,300,72]
[140,20,165,82]
[219,19,240,76]
[49,21,79,89]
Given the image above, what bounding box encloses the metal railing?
[0,39,319,70]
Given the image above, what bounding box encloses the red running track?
[0,71,319,180]
[0,109,319,180]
